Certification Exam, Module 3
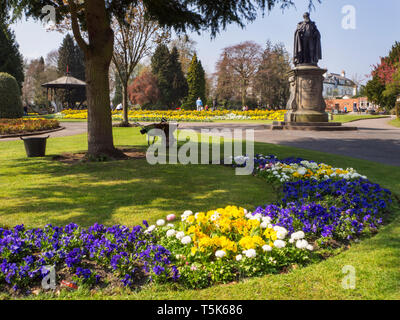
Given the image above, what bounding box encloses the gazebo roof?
[42,74,86,89]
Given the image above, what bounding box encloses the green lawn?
[1,127,399,300]
[389,118,400,128]
[331,114,390,123]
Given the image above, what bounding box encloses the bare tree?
[255,41,291,109]
[169,35,197,75]
[112,2,169,125]
[45,50,59,69]
[220,41,262,106]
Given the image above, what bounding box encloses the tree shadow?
[1,145,274,228]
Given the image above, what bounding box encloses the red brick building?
[325,97,380,112]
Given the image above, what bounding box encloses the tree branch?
[67,0,89,53]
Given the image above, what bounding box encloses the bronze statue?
[294,12,322,66]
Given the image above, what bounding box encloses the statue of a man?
[294,12,322,66]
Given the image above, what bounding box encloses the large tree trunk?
[82,0,123,157]
[85,55,116,156]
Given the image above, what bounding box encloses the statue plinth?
[284,64,328,123]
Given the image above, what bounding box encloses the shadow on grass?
[1,145,276,228]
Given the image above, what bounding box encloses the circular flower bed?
[0,154,394,294]
[0,119,60,136]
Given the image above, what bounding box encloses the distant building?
[323,70,357,98]
[325,97,380,113]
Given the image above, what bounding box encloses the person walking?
[196,97,203,111]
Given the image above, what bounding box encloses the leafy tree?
[367,41,400,110]
[0,72,23,118]
[169,46,188,107]
[58,34,85,80]
[185,54,206,109]
[128,68,160,108]
[7,0,320,157]
[0,20,24,88]
[151,44,173,108]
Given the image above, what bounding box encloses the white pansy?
[215,250,226,258]
[274,226,288,240]
[245,249,257,258]
[181,236,192,245]
[297,167,307,175]
[156,219,165,226]
[235,254,243,261]
[306,244,314,251]
[296,239,309,249]
[291,231,305,240]
[262,245,272,252]
[276,230,287,240]
[260,222,268,229]
[166,229,176,237]
[145,225,156,233]
[274,240,286,249]
[261,216,272,223]
[175,231,185,240]
[167,223,175,228]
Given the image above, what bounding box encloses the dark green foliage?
[0,20,24,88]
[185,54,206,109]
[0,72,23,119]
[151,44,173,108]
[169,47,188,107]
[364,75,396,111]
[57,34,86,107]
[7,1,319,40]
[151,44,188,109]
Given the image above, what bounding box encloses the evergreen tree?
[57,34,86,107]
[185,54,206,109]
[169,47,188,107]
[151,44,173,109]
[0,20,24,88]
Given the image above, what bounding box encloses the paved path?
[180,117,400,166]
[3,118,399,166]
[1,122,88,141]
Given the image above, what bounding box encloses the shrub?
[0,73,23,119]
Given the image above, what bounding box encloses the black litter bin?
[21,136,49,157]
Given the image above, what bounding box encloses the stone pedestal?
[284,64,328,123]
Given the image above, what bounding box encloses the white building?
[323,70,357,98]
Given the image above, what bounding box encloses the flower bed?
[60,109,286,122]
[0,119,60,135]
[0,223,178,293]
[0,154,394,294]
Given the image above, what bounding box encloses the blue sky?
[11,0,400,84]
